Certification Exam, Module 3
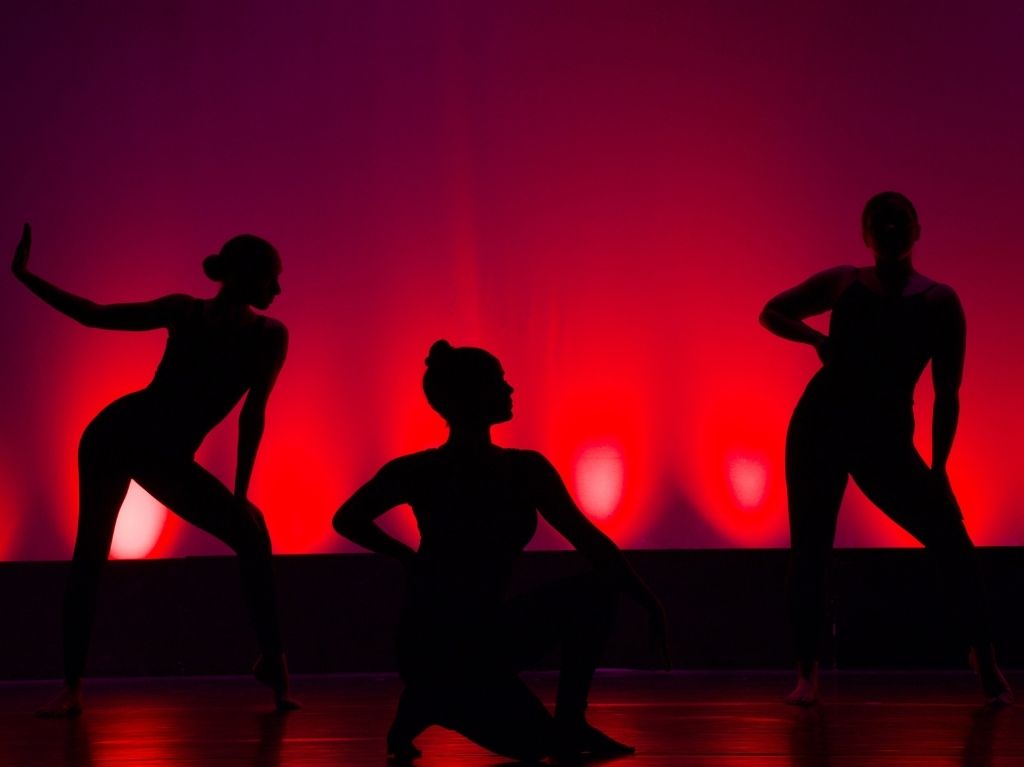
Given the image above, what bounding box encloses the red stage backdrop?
[1,2,1023,559]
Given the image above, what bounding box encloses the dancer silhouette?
[333,340,669,762]
[11,224,298,716]
[760,193,1012,706]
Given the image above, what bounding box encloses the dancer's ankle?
[797,659,819,681]
[970,645,1014,706]
[253,653,301,712]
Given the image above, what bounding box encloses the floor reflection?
[0,672,1021,766]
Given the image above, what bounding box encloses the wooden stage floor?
[2,671,1022,766]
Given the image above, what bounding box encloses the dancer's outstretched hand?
[648,601,671,671]
[12,223,31,278]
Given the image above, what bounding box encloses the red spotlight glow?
[574,443,625,520]
[682,378,790,547]
[5,2,1024,557]
[727,453,769,510]
[249,419,347,555]
[110,481,168,560]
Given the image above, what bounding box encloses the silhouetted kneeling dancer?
[11,224,298,716]
[760,193,1012,706]
[333,340,669,762]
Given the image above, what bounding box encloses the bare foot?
[970,647,1014,707]
[784,664,819,707]
[554,719,636,759]
[253,654,301,712]
[35,685,83,719]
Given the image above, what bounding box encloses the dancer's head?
[204,235,281,309]
[423,340,514,428]
[862,192,920,262]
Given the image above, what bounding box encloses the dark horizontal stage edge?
[2,549,1023,680]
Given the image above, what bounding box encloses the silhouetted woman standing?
[11,224,297,715]
[760,193,1011,706]
[334,340,668,762]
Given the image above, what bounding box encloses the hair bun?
[202,253,225,281]
[426,339,454,367]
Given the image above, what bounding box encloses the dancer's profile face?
[453,354,514,427]
[233,254,282,310]
[480,359,514,425]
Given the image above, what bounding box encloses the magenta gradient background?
[2,2,1023,560]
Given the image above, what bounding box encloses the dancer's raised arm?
[12,223,187,330]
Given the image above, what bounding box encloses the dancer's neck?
[444,425,494,452]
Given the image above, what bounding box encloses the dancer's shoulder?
[505,448,560,479]
[385,449,441,473]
